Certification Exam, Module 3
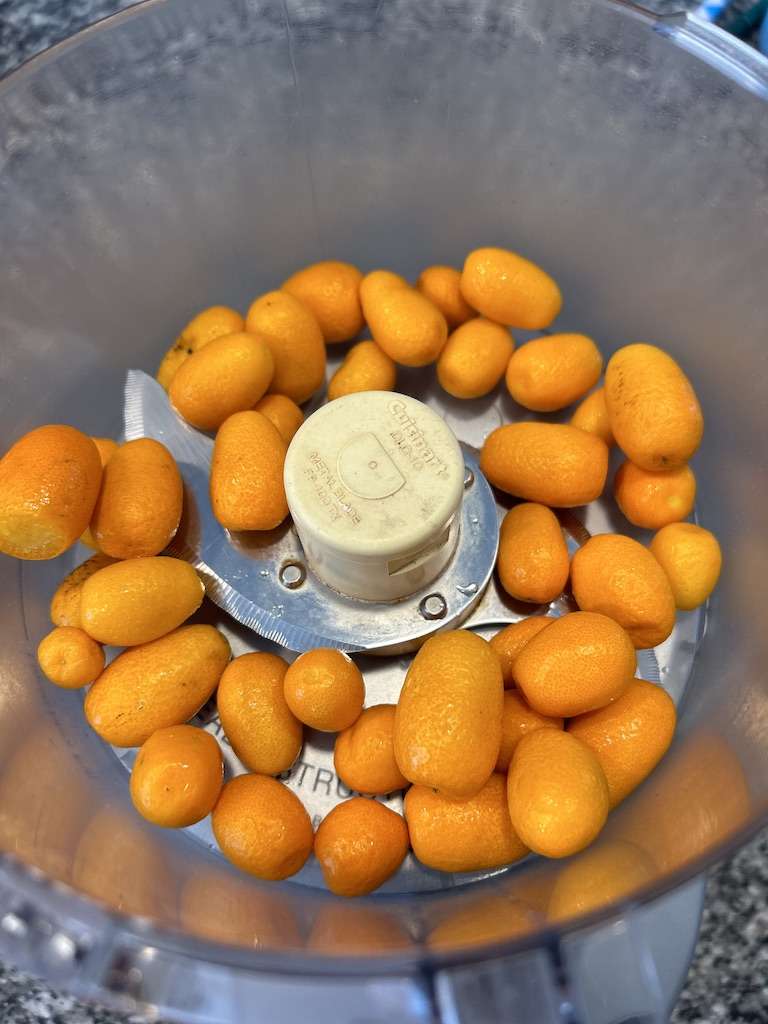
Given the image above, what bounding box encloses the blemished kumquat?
[613,460,696,530]
[571,533,676,649]
[334,704,407,795]
[497,503,569,605]
[130,725,223,828]
[212,774,313,881]
[37,626,105,689]
[314,798,409,897]
[605,343,703,471]
[405,774,528,873]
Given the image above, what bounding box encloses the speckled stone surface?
[1,2,767,1022]
[672,830,768,1023]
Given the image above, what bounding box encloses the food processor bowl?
[1,1,767,1022]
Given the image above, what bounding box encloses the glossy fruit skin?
[282,260,364,344]
[605,343,703,471]
[84,624,230,747]
[79,556,204,646]
[212,774,313,881]
[217,653,303,776]
[460,247,562,329]
[80,438,119,549]
[649,523,722,611]
[314,798,409,896]
[283,648,365,732]
[157,305,245,390]
[253,394,304,445]
[570,387,614,446]
[570,533,677,649]
[0,425,102,560]
[394,630,503,799]
[37,626,105,689]
[359,270,409,304]
[210,410,289,531]
[437,317,514,399]
[50,553,117,628]
[90,438,183,559]
[489,617,556,688]
[496,689,563,772]
[130,725,223,828]
[359,271,448,367]
[327,340,396,400]
[246,290,326,404]
[507,729,610,858]
[480,422,608,507]
[333,704,407,795]
[569,678,677,808]
[505,333,603,412]
[513,611,636,717]
[91,437,118,465]
[416,265,475,328]
[169,331,274,431]
[497,503,569,604]
[614,460,696,529]
[405,774,528,872]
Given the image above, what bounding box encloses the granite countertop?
[1,2,767,1022]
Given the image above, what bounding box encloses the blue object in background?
[759,5,768,51]
[718,0,768,35]
[696,0,768,50]
[695,0,732,20]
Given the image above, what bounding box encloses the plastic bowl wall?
[0,0,767,1021]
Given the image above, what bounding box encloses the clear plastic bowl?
[1,1,767,1022]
